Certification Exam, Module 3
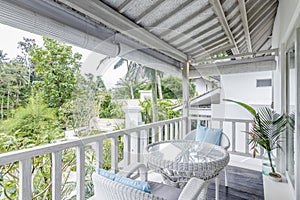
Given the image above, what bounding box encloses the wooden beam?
[209,0,239,54]
[59,0,187,62]
[190,56,276,77]
[238,0,252,52]
[193,43,234,61]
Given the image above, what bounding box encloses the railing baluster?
[137,131,141,162]
[165,124,169,140]
[219,120,223,129]
[52,151,62,200]
[158,126,163,141]
[245,123,250,154]
[179,120,182,139]
[175,122,179,139]
[232,122,236,152]
[111,136,118,173]
[170,123,174,140]
[95,140,104,170]
[76,145,85,200]
[19,159,32,200]
[123,134,131,165]
[151,127,156,143]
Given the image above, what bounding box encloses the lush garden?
[0,37,195,199]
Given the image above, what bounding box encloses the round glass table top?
[146,140,228,165]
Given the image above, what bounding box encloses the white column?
[182,60,190,136]
[123,100,143,164]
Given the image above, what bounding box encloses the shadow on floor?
[207,165,264,200]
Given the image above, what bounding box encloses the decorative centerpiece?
[224,99,287,182]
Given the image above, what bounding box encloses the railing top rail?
[188,116,252,123]
[0,117,184,165]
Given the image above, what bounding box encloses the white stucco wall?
[220,71,272,105]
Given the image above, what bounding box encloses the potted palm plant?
[224,99,287,181]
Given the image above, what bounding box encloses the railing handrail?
[0,117,184,165]
[189,116,252,123]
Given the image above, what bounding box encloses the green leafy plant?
[224,99,287,175]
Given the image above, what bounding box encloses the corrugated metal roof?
[58,0,278,64]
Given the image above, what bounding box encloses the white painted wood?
[170,123,174,140]
[76,145,85,200]
[164,124,169,140]
[137,131,141,162]
[232,122,236,152]
[182,61,190,136]
[175,122,179,140]
[59,0,187,62]
[151,127,156,143]
[123,135,131,166]
[238,0,252,52]
[19,159,32,200]
[295,27,300,200]
[208,0,239,54]
[95,140,103,170]
[52,151,62,200]
[245,123,250,154]
[111,137,118,173]
[158,126,163,141]
[215,176,220,200]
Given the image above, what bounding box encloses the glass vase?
[262,150,276,176]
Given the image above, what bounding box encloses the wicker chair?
[90,163,209,200]
[184,129,230,187]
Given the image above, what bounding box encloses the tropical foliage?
[224,99,287,174]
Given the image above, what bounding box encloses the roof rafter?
[208,0,240,54]
[59,0,187,62]
[238,0,252,52]
[193,44,235,63]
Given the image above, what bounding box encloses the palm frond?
[223,99,256,116]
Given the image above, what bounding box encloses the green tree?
[161,75,196,99]
[30,37,82,109]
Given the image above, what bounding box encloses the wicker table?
[146,140,230,199]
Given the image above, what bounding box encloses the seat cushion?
[115,174,151,193]
[98,168,116,180]
[196,125,222,146]
[149,181,182,200]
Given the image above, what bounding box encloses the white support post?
[124,135,131,166]
[19,159,32,200]
[76,145,85,200]
[52,151,62,200]
[111,136,118,173]
[295,27,300,200]
[182,60,190,137]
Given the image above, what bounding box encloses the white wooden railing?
[0,117,185,200]
[189,117,262,157]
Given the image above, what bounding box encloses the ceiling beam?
[190,56,276,77]
[59,0,187,62]
[209,0,239,54]
[238,0,252,52]
[193,44,235,62]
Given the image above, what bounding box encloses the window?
[256,79,272,87]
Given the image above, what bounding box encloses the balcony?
[0,116,267,199]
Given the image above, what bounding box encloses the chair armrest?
[178,178,208,200]
[117,163,148,181]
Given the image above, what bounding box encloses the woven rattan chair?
[90,163,209,200]
[184,129,230,187]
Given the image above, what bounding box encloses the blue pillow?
[98,168,116,180]
[114,174,151,193]
[196,125,222,146]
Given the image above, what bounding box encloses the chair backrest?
[92,173,164,200]
[184,129,231,150]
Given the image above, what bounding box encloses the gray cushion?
[149,181,182,200]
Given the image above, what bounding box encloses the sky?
[0,23,126,89]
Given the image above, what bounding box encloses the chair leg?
[224,168,228,187]
[215,176,219,200]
